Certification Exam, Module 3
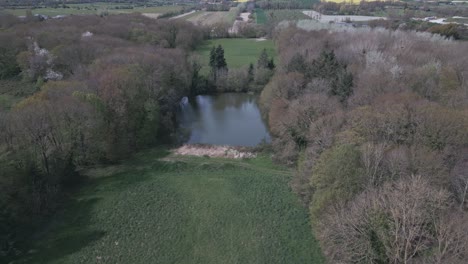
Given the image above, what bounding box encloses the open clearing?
[15,148,324,264]
[195,38,275,73]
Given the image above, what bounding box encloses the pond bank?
[173,144,256,159]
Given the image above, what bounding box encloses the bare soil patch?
[173,144,256,159]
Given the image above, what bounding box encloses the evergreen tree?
[209,46,216,69]
[248,63,254,83]
[310,50,354,102]
[267,58,275,70]
[287,53,308,75]
[257,48,269,69]
[331,70,353,102]
[215,45,227,69]
[310,50,341,79]
[209,45,228,82]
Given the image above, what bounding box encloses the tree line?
[0,13,203,257]
[260,26,468,263]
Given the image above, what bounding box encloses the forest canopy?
[0,13,203,255]
[261,26,468,263]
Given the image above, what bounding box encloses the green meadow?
[15,149,324,264]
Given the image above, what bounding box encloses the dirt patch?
[173,144,256,159]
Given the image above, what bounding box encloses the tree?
[318,176,457,264]
[209,45,228,82]
[310,50,353,102]
[215,45,227,69]
[429,24,460,40]
[286,52,308,75]
[267,58,275,70]
[310,144,365,222]
[257,48,269,69]
[247,63,254,83]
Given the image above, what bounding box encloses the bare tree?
[427,211,468,264]
[318,176,454,264]
[451,151,468,210]
[361,142,387,186]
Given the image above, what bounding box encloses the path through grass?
[16,149,324,264]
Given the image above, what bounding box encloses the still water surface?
[178,93,271,146]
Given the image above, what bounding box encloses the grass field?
[2,4,184,16]
[196,38,276,74]
[255,8,267,24]
[270,10,311,22]
[322,0,379,2]
[14,148,324,264]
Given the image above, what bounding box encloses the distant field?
[268,10,311,22]
[2,4,184,16]
[196,38,276,73]
[254,9,311,25]
[322,0,379,2]
[255,8,267,24]
[185,8,238,26]
[14,149,324,264]
[260,0,318,5]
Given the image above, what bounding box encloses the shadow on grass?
[14,198,105,264]
[10,147,172,263]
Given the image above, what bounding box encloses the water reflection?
[177,93,271,146]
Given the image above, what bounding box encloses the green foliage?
[257,48,270,69]
[12,151,325,264]
[248,63,254,83]
[209,45,228,82]
[0,47,20,79]
[429,23,460,40]
[287,53,308,75]
[0,16,200,256]
[209,45,227,70]
[287,50,354,102]
[310,145,364,221]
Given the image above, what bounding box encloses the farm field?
[185,7,239,26]
[269,10,311,22]
[303,10,385,22]
[321,0,379,2]
[196,38,275,73]
[14,148,324,264]
[1,4,184,16]
[255,8,267,24]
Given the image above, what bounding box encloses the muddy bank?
[173,144,256,159]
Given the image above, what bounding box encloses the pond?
[177,93,271,147]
